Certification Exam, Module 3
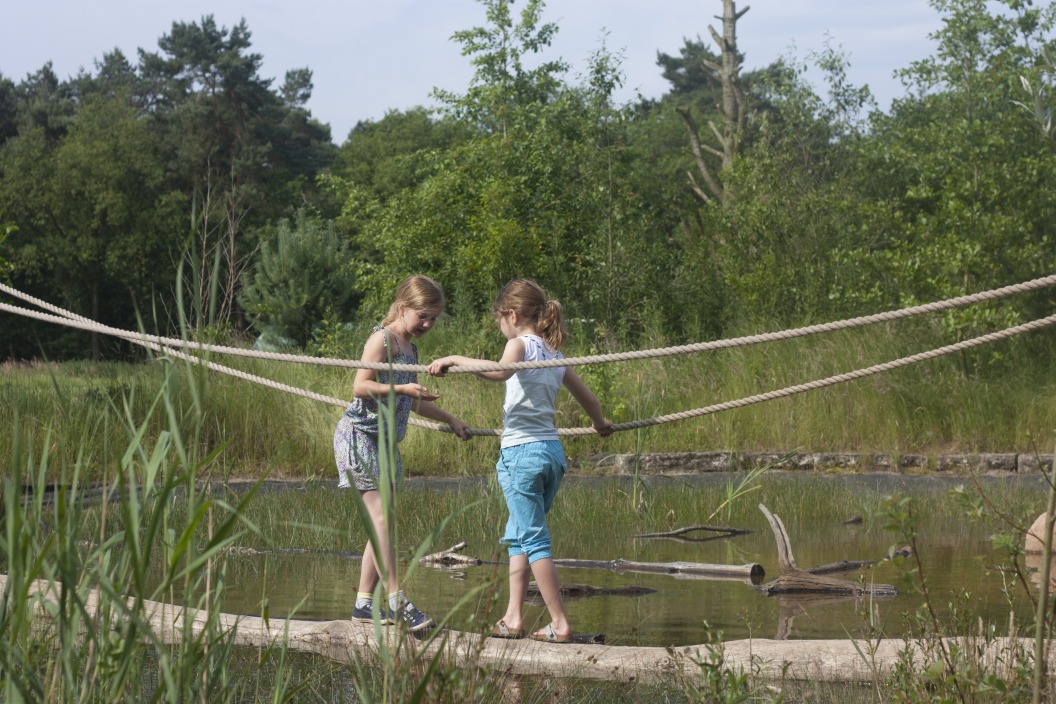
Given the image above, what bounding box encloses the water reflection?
[771,593,890,640]
[209,474,1044,647]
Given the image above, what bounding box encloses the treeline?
[1,0,1055,368]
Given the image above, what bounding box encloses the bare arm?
[353,330,438,401]
[428,338,526,382]
[413,399,471,440]
[562,368,614,436]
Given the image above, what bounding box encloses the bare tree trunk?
[186,170,248,334]
[220,184,248,328]
[756,504,896,596]
[680,0,750,204]
[712,0,747,169]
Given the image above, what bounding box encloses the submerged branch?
[629,524,751,540]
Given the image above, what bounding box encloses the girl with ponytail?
[428,278,613,643]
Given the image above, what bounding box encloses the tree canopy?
[0,0,1054,366]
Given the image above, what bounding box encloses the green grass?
[5,344,1056,702]
[4,315,1056,484]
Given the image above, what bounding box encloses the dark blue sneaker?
[396,600,435,632]
[351,604,393,624]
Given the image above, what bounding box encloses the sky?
[4,1,947,143]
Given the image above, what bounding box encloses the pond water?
[215,473,1047,647]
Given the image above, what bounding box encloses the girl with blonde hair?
[336,274,470,631]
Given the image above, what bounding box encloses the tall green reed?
[0,357,285,702]
[0,248,291,703]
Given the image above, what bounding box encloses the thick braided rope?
[441,273,1056,373]
[3,273,1055,372]
[144,340,501,437]
[0,294,419,372]
[117,311,1056,437]
[3,288,502,436]
[587,313,1056,435]
[9,281,1054,437]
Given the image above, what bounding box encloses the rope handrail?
[1,288,502,435]
[10,281,1053,438]
[2,274,1055,372]
[155,311,1056,436]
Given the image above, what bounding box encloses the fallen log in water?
[413,542,765,584]
[3,573,1049,685]
[420,541,482,567]
[554,557,765,584]
[223,543,764,585]
[808,546,912,577]
[756,504,897,596]
[525,582,656,600]
[805,559,876,576]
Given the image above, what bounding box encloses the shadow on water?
[206,472,1047,648]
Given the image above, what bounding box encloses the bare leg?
[528,558,570,639]
[499,554,530,631]
[357,490,398,596]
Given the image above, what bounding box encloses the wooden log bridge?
[4,574,1051,685]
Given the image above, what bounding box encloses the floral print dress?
[333,326,418,491]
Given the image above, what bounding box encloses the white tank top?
[501,335,566,448]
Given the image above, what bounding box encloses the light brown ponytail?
[492,278,567,350]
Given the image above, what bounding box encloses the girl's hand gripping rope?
[594,419,615,437]
[427,357,459,377]
[447,417,472,441]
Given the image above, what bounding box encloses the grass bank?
[3,317,1056,484]
[4,324,1056,703]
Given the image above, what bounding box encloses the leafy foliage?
[239,211,359,347]
[0,208,14,280]
[0,18,334,358]
[2,0,1056,365]
[829,0,1056,363]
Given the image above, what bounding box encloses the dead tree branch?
[630,524,751,540]
[756,504,896,596]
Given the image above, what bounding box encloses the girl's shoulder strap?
[375,325,415,361]
[521,334,561,361]
[373,324,391,350]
